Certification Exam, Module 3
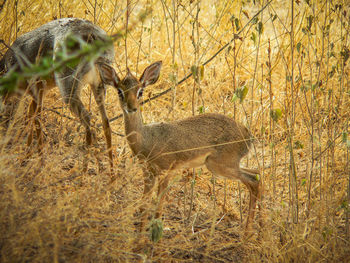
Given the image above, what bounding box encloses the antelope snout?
[124,106,137,114]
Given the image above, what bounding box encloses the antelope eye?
[137,88,144,99]
[117,88,124,100]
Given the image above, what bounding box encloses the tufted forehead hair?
[120,70,139,89]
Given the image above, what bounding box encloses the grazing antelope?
[0,18,117,170]
[97,61,262,234]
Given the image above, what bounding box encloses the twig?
[191,213,226,236]
[45,107,125,137]
[0,39,10,49]
[44,108,74,121]
[313,132,344,161]
[125,0,130,68]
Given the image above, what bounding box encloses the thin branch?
[108,0,273,123]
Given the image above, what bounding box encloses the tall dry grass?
[0,0,349,262]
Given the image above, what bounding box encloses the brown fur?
[100,61,262,234]
[1,18,118,172]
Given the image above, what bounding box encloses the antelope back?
[1,18,115,88]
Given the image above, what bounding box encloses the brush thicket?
[0,0,349,262]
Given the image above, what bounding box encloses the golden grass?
[0,0,349,262]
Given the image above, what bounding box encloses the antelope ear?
[139,61,162,87]
[97,63,120,87]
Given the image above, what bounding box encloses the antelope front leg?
[139,166,157,232]
[155,174,170,219]
[92,83,114,175]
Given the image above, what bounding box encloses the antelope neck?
[123,109,144,153]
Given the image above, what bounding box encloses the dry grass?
[0,0,349,262]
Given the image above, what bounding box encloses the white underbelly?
[172,152,211,170]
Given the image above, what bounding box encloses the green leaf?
[307,15,313,31]
[251,32,257,45]
[226,46,232,55]
[231,93,238,102]
[199,65,204,81]
[343,132,350,148]
[301,178,307,186]
[342,132,348,143]
[191,65,198,82]
[296,42,302,53]
[256,21,263,35]
[149,218,163,243]
[329,65,337,78]
[341,47,350,65]
[198,105,204,114]
[0,70,21,95]
[65,35,81,52]
[301,80,312,92]
[138,7,150,23]
[234,86,249,103]
[312,81,322,91]
[169,73,177,84]
[340,200,348,211]
[234,18,240,31]
[270,14,277,22]
[66,57,81,69]
[270,109,282,122]
[191,65,204,83]
[294,140,304,149]
[251,17,259,25]
[240,86,248,102]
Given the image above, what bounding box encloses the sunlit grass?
[0,0,349,262]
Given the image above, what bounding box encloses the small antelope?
[0,18,117,169]
[99,61,262,233]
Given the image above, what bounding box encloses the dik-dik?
[97,61,262,233]
[0,18,117,170]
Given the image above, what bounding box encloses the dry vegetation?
[0,0,349,262]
